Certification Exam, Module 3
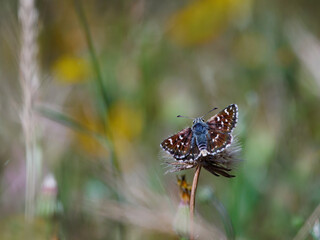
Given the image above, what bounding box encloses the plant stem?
[74,0,109,117]
[74,2,124,239]
[190,165,202,240]
[293,203,320,240]
[19,0,41,221]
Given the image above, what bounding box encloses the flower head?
[166,137,241,178]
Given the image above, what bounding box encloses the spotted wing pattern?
[161,104,238,160]
[161,127,199,160]
[207,130,233,154]
[206,104,238,155]
[206,104,238,133]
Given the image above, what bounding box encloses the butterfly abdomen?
[192,122,209,155]
[195,134,208,151]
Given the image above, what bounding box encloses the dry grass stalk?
[18,0,41,221]
[190,165,201,240]
[293,204,320,240]
[287,23,320,93]
[84,196,226,239]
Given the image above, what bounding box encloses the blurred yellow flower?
[72,102,143,163]
[73,107,108,157]
[108,102,143,141]
[174,175,191,237]
[108,102,144,168]
[177,175,192,205]
[167,0,252,46]
[53,55,90,83]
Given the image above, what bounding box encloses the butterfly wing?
[207,104,238,133]
[161,127,199,160]
[207,130,233,154]
[206,104,238,154]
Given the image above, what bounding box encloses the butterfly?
[161,104,238,161]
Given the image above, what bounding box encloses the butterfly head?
[192,117,204,125]
[192,117,207,135]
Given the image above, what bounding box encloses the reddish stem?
[190,165,202,240]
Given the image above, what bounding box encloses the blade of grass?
[37,107,111,151]
[73,0,109,117]
[73,0,122,175]
[73,1,124,238]
[204,189,235,240]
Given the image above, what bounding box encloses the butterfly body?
[191,118,209,156]
[161,104,238,161]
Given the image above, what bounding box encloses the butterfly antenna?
[201,107,218,118]
[177,115,194,119]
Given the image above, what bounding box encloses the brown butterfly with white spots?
[161,104,238,161]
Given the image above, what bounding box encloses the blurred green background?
[0,0,320,239]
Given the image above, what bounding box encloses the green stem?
[73,0,121,175]
[73,0,109,115]
[74,1,124,239]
